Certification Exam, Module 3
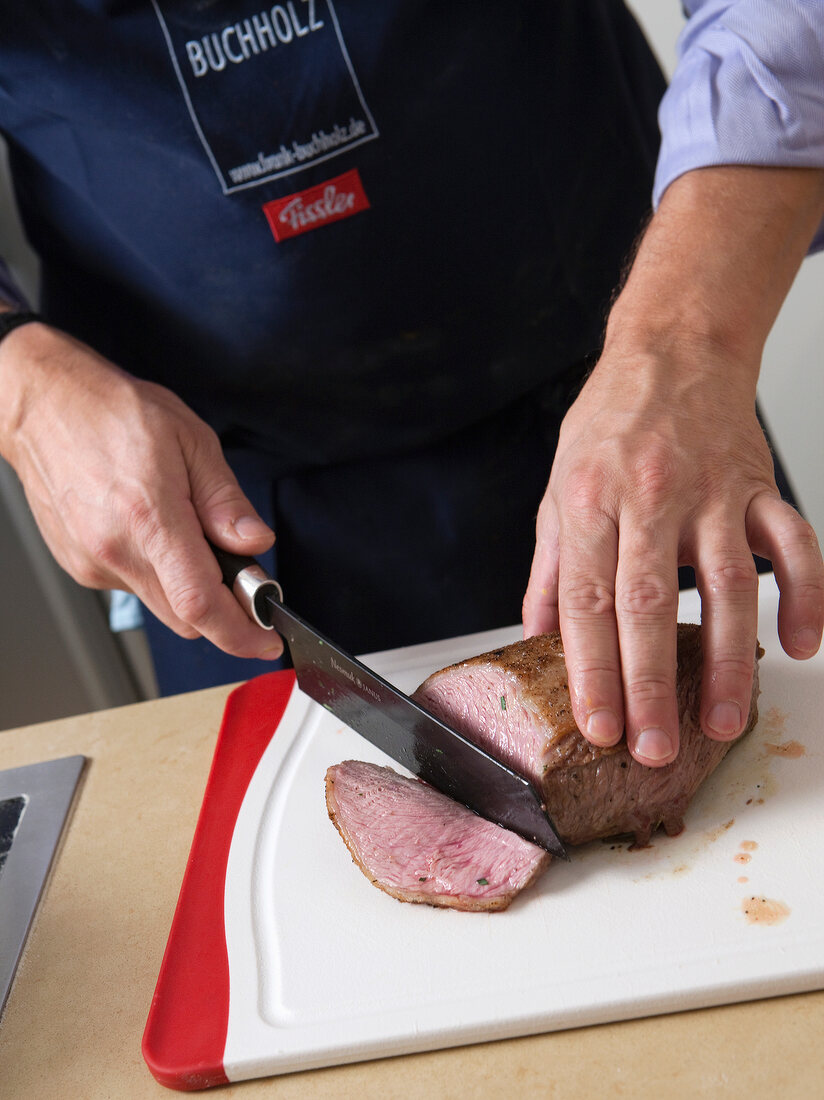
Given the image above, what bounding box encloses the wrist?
[605,165,824,367]
[601,291,761,407]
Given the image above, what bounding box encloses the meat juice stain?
[741,896,791,926]
[761,705,789,738]
[704,817,736,844]
[720,733,780,809]
[764,739,806,758]
[733,839,758,865]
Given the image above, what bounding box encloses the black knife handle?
[208,540,283,630]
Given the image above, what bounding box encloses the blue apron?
[1,2,666,689]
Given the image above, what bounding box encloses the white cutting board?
[211,573,823,1081]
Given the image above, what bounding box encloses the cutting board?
[143,575,824,1089]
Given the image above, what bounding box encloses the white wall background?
[627,0,824,544]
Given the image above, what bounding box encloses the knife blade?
[211,543,568,859]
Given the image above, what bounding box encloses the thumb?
[187,441,275,556]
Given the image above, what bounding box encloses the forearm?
[606,164,824,371]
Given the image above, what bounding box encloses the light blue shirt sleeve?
[109,589,145,632]
[654,0,824,252]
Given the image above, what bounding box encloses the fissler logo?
[262,167,370,241]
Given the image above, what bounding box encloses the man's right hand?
[0,319,283,660]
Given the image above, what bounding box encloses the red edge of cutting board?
[142,669,297,1091]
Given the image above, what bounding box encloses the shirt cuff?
[109,590,145,632]
[653,0,824,254]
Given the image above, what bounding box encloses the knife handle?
[208,541,283,630]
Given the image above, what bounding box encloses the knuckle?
[128,499,169,555]
[798,516,823,552]
[188,420,223,462]
[124,493,157,533]
[574,659,621,681]
[84,531,123,574]
[704,557,758,596]
[90,490,158,565]
[167,583,212,627]
[625,675,673,707]
[82,525,133,584]
[561,468,614,520]
[782,514,822,558]
[617,575,677,618]
[561,578,615,619]
[711,653,756,681]
[630,450,678,510]
[67,551,108,588]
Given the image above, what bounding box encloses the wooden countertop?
[0,685,822,1098]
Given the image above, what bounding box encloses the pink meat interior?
[327,760,549,908]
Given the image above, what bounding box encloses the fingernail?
[232,515,271,540]
[707,701,742,737]
[634,727,675,762]
[586,709,621,746]
[793,627,820,657]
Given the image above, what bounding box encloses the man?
[1,2,822,767]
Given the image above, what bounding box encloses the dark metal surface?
[264,595,567,858]
[0,755,86,1019]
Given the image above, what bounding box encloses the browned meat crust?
[413,625,761,847]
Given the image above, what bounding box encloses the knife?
[210,543,567,859]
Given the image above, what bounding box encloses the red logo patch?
[262,168,370,242]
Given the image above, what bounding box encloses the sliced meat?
[325,760,550,911]
[412,624,761,847]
